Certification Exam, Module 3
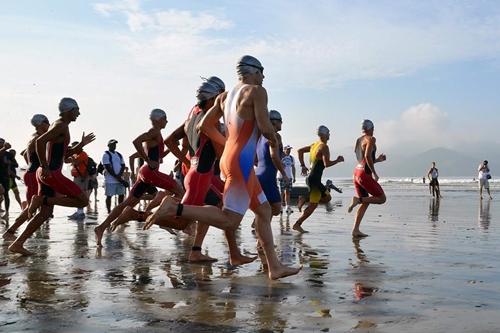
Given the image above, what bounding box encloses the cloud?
[93,0,500,88]
[377,103,450,150]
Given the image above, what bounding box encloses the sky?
[1,0,500,170]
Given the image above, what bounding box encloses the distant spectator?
[478,160,493,200]
[102,139,126,213]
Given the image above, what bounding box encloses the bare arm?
[253,87,278,148]
[297,146,310,176]
[164,123,190,165]
[292,158,296,182]
[269,143,288,181]
[364,137,377,177]
[199,95,227,147]
[67,132,96,156]
[321,144,344,168]
[132,129,158,166]
[129,152,139,180]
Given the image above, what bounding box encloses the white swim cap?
[236,55,264,76]
[317,125,330,136]
[205,76,225,93]
[362,119,374,131]
[59,97,79,113]
[269,110,282,122]
[150,108,166,120]
[31,114,49,127]
[196,81,222,102]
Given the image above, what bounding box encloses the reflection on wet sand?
[3,187,500,332]
[428,197,440,224]
[478,199,491,230]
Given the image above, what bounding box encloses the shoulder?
[244,85,267,98]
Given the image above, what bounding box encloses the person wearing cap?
[0,138,12,219]
[255,110,290,217]
[294,125,344,233]
[67,141,91,220]
[9,97,95,256]
[102,139,126,213]
[148,55,301,280]
[146,77,255,264]
[3,115,50,240]
[94,108,184,248]
[478,160,493,200]
[347,119,387,238]
[280,144,296,215]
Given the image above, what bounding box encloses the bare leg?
[8,205,53,255]
[3,208,29,240]
[297,195,306,212]
[271,202,282,216]
[352,203,370,238]
[189,223,217,262]
[225,228,257,265]
[110,206,145,231]
[94,196,140,247]
[252,202,301,280]
[293,203,318,233]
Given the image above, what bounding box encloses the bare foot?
[8,242,34,256]
[292,223,309,233]
[347,196,360,213]
[2,230,16,241]
[352,231,369,238]
[144,196,178,230]
[269,264,302,280]
[94,226,105,248]
[230,254,257,266]
[28,195,43,218]
[189,251,218,263]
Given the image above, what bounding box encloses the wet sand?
[1,183,500,332]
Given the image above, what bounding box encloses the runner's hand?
[377,154,387,162]
[81,132,96,146]
[336,155,344,163]
[301,165,309,176]
[4,142,11,150]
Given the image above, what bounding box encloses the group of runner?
[1,55,388,280]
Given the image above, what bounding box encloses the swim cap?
[362,119,374,131]
[317,125,330,136]
[205,76,225,93]
[150,108,166,120]
[269,110,282,122]
[59,97,79,113]
[196,81,221,102]
[31,114,49,127]
[236,55,264,76]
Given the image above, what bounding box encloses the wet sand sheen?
[1,184,500,332]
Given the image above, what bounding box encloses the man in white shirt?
[102,139,127,213]
[478,160,493,200]
[279,145,296,214]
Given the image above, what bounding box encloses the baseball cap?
[108,139,118,145]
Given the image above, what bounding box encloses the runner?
[6,150,23,209]
[94,108,183,247]
[293,125,344,233]
[146,55,301,280]
[347,119,387,238]
[149,78,255,263]
[255,110,289,216]
[279,145,296,215]
[2,115,50,240]
[8,97,95,255]
[0,138,12,219]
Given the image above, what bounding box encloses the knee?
[271,204,281,216]
[257,203,272,221]
[379,195,386,204]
